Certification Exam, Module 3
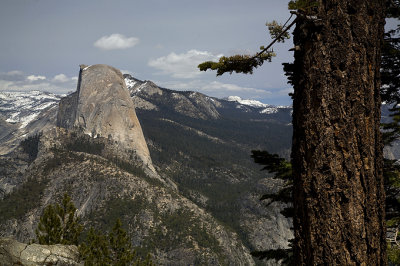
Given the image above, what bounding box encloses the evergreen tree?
[35,193,83,245]
[199,0,387,263]
[251,7,400,261]
[20,133,41,162]
[35,195,152,264]
[250,150,293,264]
[79,219,153,266]
[290,2,386,263]
[108,219,136,265]
[79,227,111,265]
[380,1,400,261]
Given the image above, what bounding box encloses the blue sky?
[1,1,301,105]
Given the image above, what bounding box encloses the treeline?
[34,193,153,265]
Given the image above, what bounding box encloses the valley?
[0,65,293,265]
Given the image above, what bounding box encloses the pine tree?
[79,219,153,266]
[108,219,136,265]
[35,193,83,245]
[250,150,293,264]
[380,1,400,261]
[199,0,387,263]
[79,227,111,265]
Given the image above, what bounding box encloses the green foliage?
[381,34,400,105]
[252,150,293,209]
[65,135,104,155]
[87,197,146,232]
[198,52,275,76]
[198,12,296,76]
[43,148,85,173]
[79,219,153,266]
[139,208,223,263]
[388,241,400,265]
[34,195,151,264]
[251,150,292,181]
[251,248,293,265]
[0,178,48,221]
[136,107,291,253]
[110,157,162,187]
[266,21,290,43]
[20,133,42,162]
[381,4,400,263]
[384,159,400,223]
[250,150,293,264]
[384,158,400,265]
[79,227,111,265]
[35,193,83,245]
[108,219,136,265]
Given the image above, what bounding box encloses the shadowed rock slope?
[0,129,254,265]
[0,64,255,265]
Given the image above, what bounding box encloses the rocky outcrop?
[0,238,81,265]
[57,65,152,168]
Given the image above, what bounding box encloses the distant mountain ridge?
[0,69,294,265]
[224,96,290,115]
[0,66,263,265]
[0,77,291,133]
[0,91,61,129]
[123,73,292,123]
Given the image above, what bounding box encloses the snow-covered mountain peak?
[226,96,272,108]
[0,91,61,128]
[124,77,137,89]
[226,95,283,114]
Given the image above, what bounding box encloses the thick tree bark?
[291,0,386,265]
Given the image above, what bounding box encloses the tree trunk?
[291,0,386,264]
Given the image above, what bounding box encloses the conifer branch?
[198,14,297,76]
[255,13,296,59]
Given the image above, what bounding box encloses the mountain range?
[0,65,294,265]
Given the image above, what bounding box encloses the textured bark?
[291,0,386,265]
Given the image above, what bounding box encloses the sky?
[1,1,300,105]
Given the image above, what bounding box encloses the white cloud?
[27,75,46,81]
[52,74,69,83]
[148,49,222,79]
[0,71,74,94]
[94,34,139,50]
[0,80,64,93]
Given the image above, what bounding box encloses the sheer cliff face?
[57,64,152,166]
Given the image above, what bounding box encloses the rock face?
[57,64,152,168]
[0,238,81,265]
[124,74,222,120]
